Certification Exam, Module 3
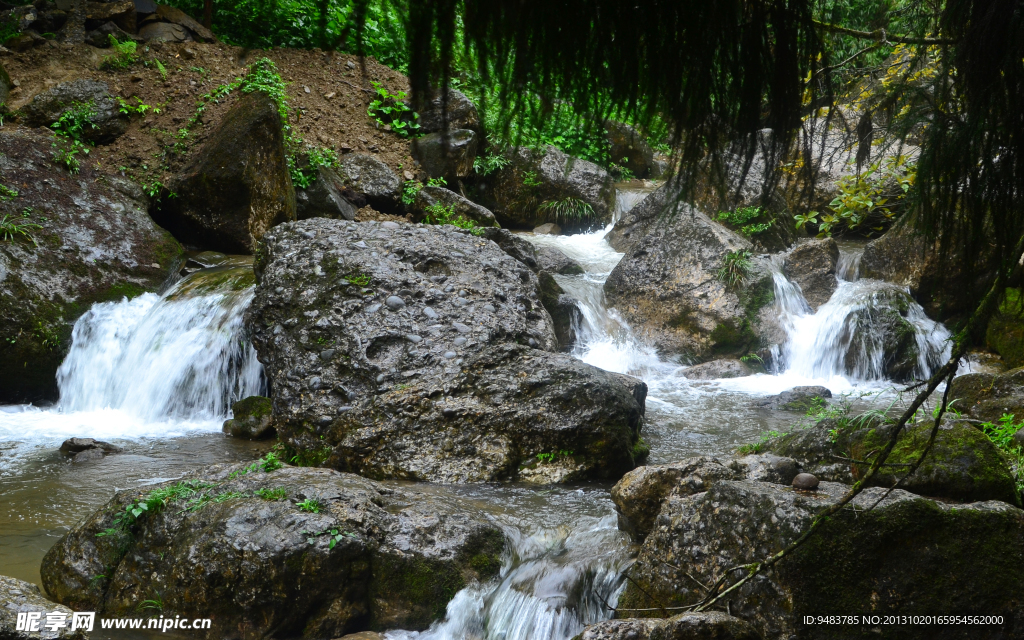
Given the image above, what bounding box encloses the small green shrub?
[303,527,356,549]
[228,452,284,479]
[344,272,371,286]
[155,59,168,81]
[0,214,41,246]
[116,97,161,117]
[717,249,752,287]
[716,206,774,238]
[980,413,1024,493]
[367,81,420,138]
[101,35,138,70]
[296,497,325,513]
[737,430,781,455]
[292,146,339,188]
[608,162,636,181]
[423,202,484,235]
[801,155,916,237]
[256,487,287,501]
[0,184,17,201]
[521,170,543,187]
[538,197,594,223]
[51,140,87,173]
[473,152,510,176]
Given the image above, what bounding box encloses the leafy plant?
[367,81,420,137]
[538,197,594,223]
[292,146,339,188]
[422,202,484,235]
[344,272,371,286]
[716,206,774,238]
[521,170,543,187]
[609,162,636,181]
[155,59,168,81]
[228,452,284,479]
[979,414,1024,494]
[0,184,17,201]
[303,527,356,549]
[51,139,87,173]
[740,353,764,365]
[535,450,574,463]
[0,214,41,246]
[101,35,138,70]
[793,211,818,230]
[401,180,422,205]
[116,97,161,117]
[137,596,163,612]
[716,249,752,287]
[52,102,97,141]
[737,430,781,455]
[815,155,917,237]
[473,152,510,176]
[256,487,287,501]
[296,497,325,513]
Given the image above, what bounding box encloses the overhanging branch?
[812,20,957,46]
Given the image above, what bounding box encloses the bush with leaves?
[717,249,752,287]
[367,81,420,138]
[100,35,138,71]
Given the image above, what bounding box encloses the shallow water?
[0,188,961,638]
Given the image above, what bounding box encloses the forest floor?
[2,41,416,198]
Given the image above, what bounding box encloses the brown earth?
[1,42,415,192]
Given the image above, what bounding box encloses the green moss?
[469,553,502,576]
[232,395,273,420]
[631,436,650,462]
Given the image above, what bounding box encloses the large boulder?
[411,185,496,227]
[490,146,615,232]
[0,128,183,403]
[604,203,780,362]
[416,88,481,136]
[412,129,478,179]
[605,121,657,180]
[0,574,87,640]
[619,479,1024,639]
[247,219,646,483]
[949,367,1024,424]
[22,79,128,144]
[762,417,1020,505]
[537,270,582,351]
[336,153,403,215]
[987,299,1024,370]
[40,463,504,637]
[295,166,357,222]
[783,237,839,311]
[155,91,295,253]
[535,246,585,275]
[606,183,674,253]
[221,395,274,439]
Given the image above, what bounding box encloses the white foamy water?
[0,265,264,462]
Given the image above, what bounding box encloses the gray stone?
[480,228,540,272]
[751,385,832,411]
[533,223,561,235]
[949,366,1024,424]
[337,153,402,214]
[138,20,191,42]
[605,120,657,180]
[681,358,758,380]
[296,166,357,221]
[416,88,481,135]
[59,437,121,456]
[0,574,86,639]
[385,296,406,310]
[221,396,274,440]
[783,237,839,311]
[412,129,478,178]
[247,219,646,483]
[413,185,496,227]
[535,246,585,275]
[537,271,582,351]
[606,183,669,254]
[22,79,128,144]
[792,472,819,490]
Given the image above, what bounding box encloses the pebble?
[353,241,368,249]
[442,407,457,418]
[484,304,496,313]
[443,351,457,359]
[366,304,381,314]
[319,349,335,360]
[452,322,471,333]
[406,334,422,343]
[792,473,819,491]
[454,337,467,346]
[385,296,406,310]
[423,307,438,319]
[309,376,322,390]
[528,338,538,347]
[382,221,400,229]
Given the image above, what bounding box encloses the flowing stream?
[0,185,963,639]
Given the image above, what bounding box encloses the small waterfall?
[836,250,861,281]
[56,260,264,421]
[386,513,629,640]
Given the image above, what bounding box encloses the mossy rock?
[949,367,1024,424]
[222,395,275,439]
[987,290,1024,369]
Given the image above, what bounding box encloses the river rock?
[783,237,839,310]
[533,223,561,235]
[296,166,357,222]
[40,463,504,637]
[412,185,496,227]
[222,395,274,439]
[412,129,478,179]
[535,246,585,275]
[247,219,646,483]
[479,228,540,271]
[59,437,122,463]
[763,417,1020,505]
[336,153,403,215]
[155,91,295,253]
[537,271,582,351]
[681,358,758,380]
[490,146,614,232]
[416,88,481,135]
[604,202,780,362]
[0,574,87,640]
[949,367,1024,424]
[611,456,738,540]
[619,479,1024,639]
[605,120,657,180]
[22,79,128,144]
[0,128,183,403]
[751,385,832,411]
[606,183,672,253]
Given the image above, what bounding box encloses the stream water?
[0,185,963,638]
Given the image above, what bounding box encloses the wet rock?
[650,613,761,640]
[949,367,1024,424]
[296,166,357,222]
[783,237,839,311]
[681,358,758,380]
[604,202,780,362]
[537,270,582,350]
[619,479,1024,639]
[751,385,832,411]
[479,227,540,271]
[412,129,478,179]
[491,146,614,232]
[222,395,274,439]
[729,453,801,485]
[41,463,504,637]
[412,185,496,227]
[336,153,402,215]
[335,633,384,640]
[533,223,561,235]
[0,128,183,403]
[535,246,584,275]
[155,92,295,254]
[839,283,928,382]
[22,79,128,144]
[247,219,646,483]
[605,120,656,180]
[987,308,1024,370]
[0,574,86,639]
[178,250,229,276]
[791,472,819,490]
[611,456,739,540]
[59,437,122,463]
[416,88,481,136]
[606,183,670,253]
[763,417,1020,505]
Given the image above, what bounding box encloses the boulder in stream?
[619,479,1024,639]
[59,437,122,463]
[0,574,87,640]
[949,367,1024,424]
[40,462,504,637]
[0,128,184,403]
[535,246,585,275]
[247,219,646,483]
[155,91,295,253]
[222,395,274,439]
[783,237,839,311]
[681,358,760,380]
[750,385,832,411]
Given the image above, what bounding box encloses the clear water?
[0,187,958,639]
